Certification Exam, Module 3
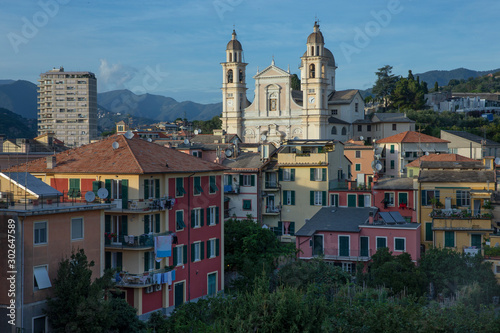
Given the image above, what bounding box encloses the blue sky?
[1,0,499,104]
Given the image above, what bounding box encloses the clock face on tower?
[308,97,315,104]
[227,99,234,107]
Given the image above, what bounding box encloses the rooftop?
[0,172,62,198]
[441,130,500,146]
[222,152,263,171]
[376,131,449,144]
[373,177,414,190]
[405,153,477,168]
[328,89,359,105]
[418,170,496,183]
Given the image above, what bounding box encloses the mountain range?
[415,68,500,87]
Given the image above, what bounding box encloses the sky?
[1,0,499,104]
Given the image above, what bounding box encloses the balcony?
[463,246,481,256]
[264,180,279,190]
[105,231,172,249]
[263,205,280,215]
[224,185,239,194]
[329,179,348,190]
[312,248,372,261]
[278,152,328,165]
[430,208,493,220]
[116,267,174,288]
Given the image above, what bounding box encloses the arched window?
[227,69,233,83]
[229,53,232,62]
[321,64,325,78]
[269,92,277,111]
[311,46,314,56]
[341,127,347,136]
[239,69,244,83]
[309,64,315,78]
[316,45,320,56]
[331,126,337,135]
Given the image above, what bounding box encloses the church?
[221,22,365,144]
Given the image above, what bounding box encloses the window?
[192,241,203,262]
[283,190,295,205]
[105,251,123,270]
[69,178,80,198]
[367,125,371,132]
[394,238,405,251]
[331,126,337,135]
[398,192,408,207]
[392,124,397,131]
[281,168,295,181]
[144,251,155,271]
[269,94,277,111]
[194,176,203,195]
[390,160,395,169]
[310,168,326,181]
[445,231,455,247]
[495,265,500,274]
[330,194,339,207]
[376,237,387,249]
[71,218,83,240]
[111,179,122,199]
[339,236,350,257]
[355,103,359,112]
[456,190,470,207]
[241,174,255,186]
[192,151,203,158]
[341,127,347,136]
[224,174,232,186]
[176,210,185,231]
[176,178,185,197]
[425,222,433,241]
[355,164,361,171]
[311,191,326,206]
[209,176,219,194]
[206,206,219,226]
[191,208,203,228]
[33,315,47,333]
[207,238,220,258]
[208,272,217,296]
[34,221,47,244]
[357,125,362,132]
[173,245,187,266]
[242,199,252,210]
[227,69,233,83]
[144,179,159,199]
[355,150,361,158]
[331,109,338,115]
[34,265,51,290]
[421,190,440,206]
[360,236,369,257]
[341,262,355,274]
[309,64,315,78]
[384,193,395,207]
[390,145,395,154]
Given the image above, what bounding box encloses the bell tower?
[221,30,247,138]
[299,22,331,139]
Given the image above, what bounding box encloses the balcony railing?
[115,267,174,287]
[463,246,481,256]
[264,206,280,214]
[329,180,348,190]
[311,247,372,261]
[105,231,172,248]
[430,208,492,219]
[223,185,239,194]
[264,181,279,189]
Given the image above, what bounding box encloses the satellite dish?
[425,152,430,156]
[97,188,109,199]
[293,137,299,140]
[260,134,267,141]
[147,138,152,142]
[194,129,199,135]
[495,157,500,165]
[112,141,119,149]
[124,130,134,139]
[359,136,364,141]
[85,191,95,203]
[225,149,232,157]
[373,160,383,171]
[184,139,189,145]
[371,161,377,170]
[197,129,202,134]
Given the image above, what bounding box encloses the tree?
[291,73,301,91]
[45,249,145,333]
[390,70,427,110]
[433,81,439,92]
[192,115,222,135]
[372,65,398,111]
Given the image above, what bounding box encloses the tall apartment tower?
[38,67,97,147]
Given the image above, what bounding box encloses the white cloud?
[98,59,137,91]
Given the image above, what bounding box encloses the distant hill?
[97,90,222,121]
[415,68,500,87]
[0,108,37,139]
[0,80,38,119]
[0,80,15,85]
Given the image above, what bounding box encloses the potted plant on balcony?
[482,201,492,210]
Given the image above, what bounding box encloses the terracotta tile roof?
[3,135,228,175]
[405,153,477,168]
[376,131,449,144]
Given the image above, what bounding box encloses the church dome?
[226,30,242,50]
[307,22,324,44]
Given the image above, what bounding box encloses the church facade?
[221,22,365,144]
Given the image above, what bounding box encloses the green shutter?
[144,252,150,271]
[155,179,160,198]
[291,191,296,206]
[155,260,160,270]
[360,237,369,257]
[215,207,219,224]
[291,169,295,181]
[322,168,326,181]
[206,208,211,225]
[278,169,283,181]
[105,252,111,269]
[191,209,196,228]
[173,247,178,266]
[425,222,433,241]
[239,175,243,185]
[200,209,204,227]
[310,191,314,205]
[251,175,255,186]
[277,221,283,236]
[310,168,314,181]
[183,245,188,264]
[144,215,150,234]
[92,181,100,195]
[348,194,356,207]
[216,239,220,256]
[105,215,111,233]
[207,241,211,258]
[122,216,128,235]
[155,214,160,233]
[117,252,123,270]
[358,194,364,207]
[200,241,204,260]
[322,191,327,206]
[289,222,295,236]
[228,175,232,185]
[121,179,128,209]
[191,243,195,262]
[445,231,454,247]
[144,179,149,199]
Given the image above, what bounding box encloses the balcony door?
[313,235,323,256]
[339,236,350,257]
[266,195,276,212]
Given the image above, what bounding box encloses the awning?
[34,266,52,289]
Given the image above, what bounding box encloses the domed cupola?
[226,30,243,63]
[307,21,324,44]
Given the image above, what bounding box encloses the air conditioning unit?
[155,284,162,291]
[145,286,154,293]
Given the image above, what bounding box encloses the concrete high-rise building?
[38,67,97,147]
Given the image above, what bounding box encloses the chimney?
[368,211,374,225]
[46,156,56,169]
